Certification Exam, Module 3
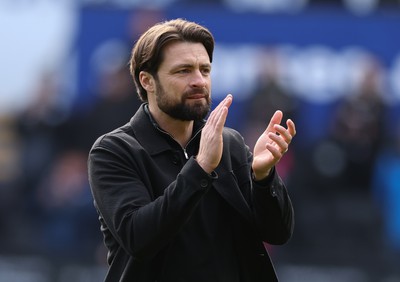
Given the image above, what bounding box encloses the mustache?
[183,87,209,98]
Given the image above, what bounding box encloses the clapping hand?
[252,110,296,181]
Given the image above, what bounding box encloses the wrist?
[194,156,213,174]
[252,168,271,182]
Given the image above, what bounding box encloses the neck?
[148,104,194,147]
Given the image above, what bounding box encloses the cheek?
[169,80,188,96]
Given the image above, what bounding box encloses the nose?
[190,69,207,88]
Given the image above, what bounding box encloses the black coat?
[88,104,294,282]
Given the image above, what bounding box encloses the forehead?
[161,41,210,67]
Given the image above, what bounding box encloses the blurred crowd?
[0,55,141,265]
[1,1,400,281]
[241,49,395,267]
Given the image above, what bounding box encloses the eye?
[177,69,191,74]
[201,68,211,75]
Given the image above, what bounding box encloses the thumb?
[266,110,283,132]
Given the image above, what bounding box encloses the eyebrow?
[171,62,211,70]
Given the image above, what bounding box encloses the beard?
[155,79,211,121]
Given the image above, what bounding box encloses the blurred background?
[1,0,400,281]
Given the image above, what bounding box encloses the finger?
[207,94,232,124]
[215,95,232,125]
[273,124,293,144]
[215,106,229,133]
[223,94,233,109]
[270,110,283,125]
[204,96,232,141]
[265,110,283,133]
[268,132,289,153]
[265,143,284,159]
[286,119,296,137]
[215,95,232,128]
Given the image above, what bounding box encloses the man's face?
[153,41,212,121]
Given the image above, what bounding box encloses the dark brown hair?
[129,18,215,102]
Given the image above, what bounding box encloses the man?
[88,18,296,282]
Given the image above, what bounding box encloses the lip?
[186,94,206,99]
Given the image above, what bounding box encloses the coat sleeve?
[251,167,294,245]
[225,128,294,245]
[88,134,214,261]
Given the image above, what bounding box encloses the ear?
[139,71,155,93]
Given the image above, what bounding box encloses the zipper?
[183,148,189,160]
[154,124,204,160]
[182,127,203,159]
[144,104,204,160]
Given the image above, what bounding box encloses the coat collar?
[129,103,205,155]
